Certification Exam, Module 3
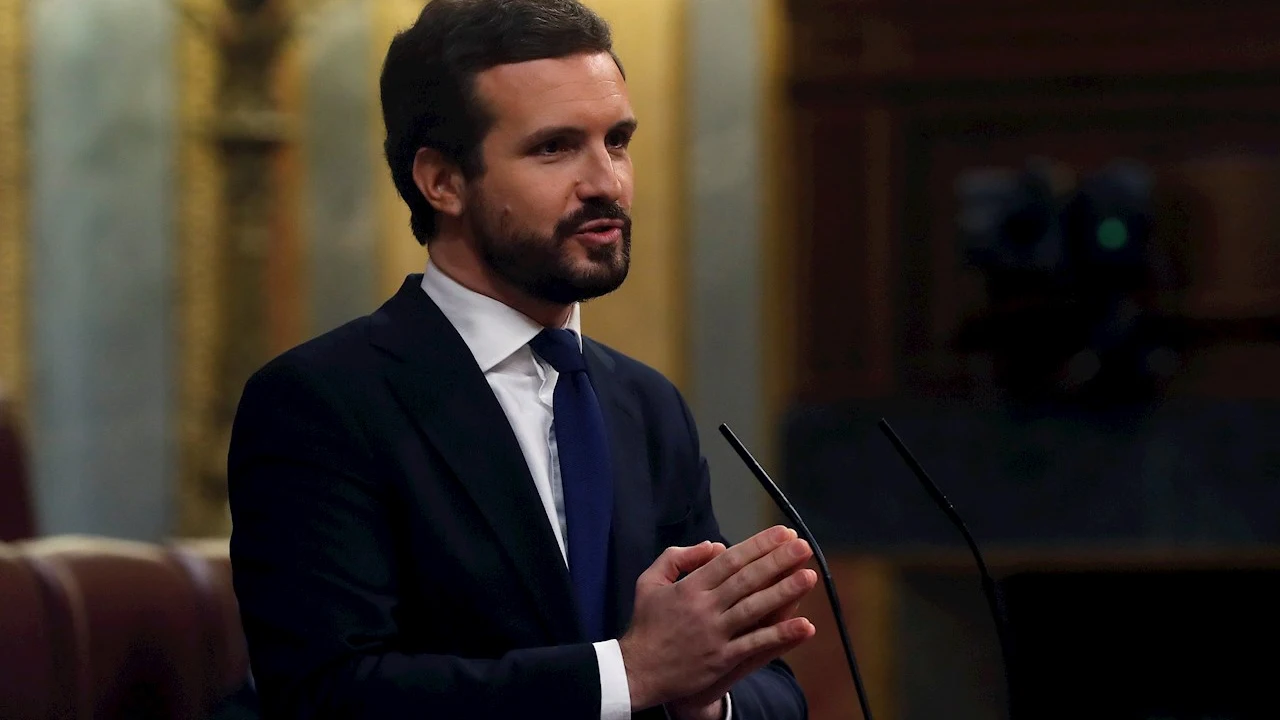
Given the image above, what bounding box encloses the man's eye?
[607,132,632,150]
[538,139,566,155]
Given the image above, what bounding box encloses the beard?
[469,191,632,305]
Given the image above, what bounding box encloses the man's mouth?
[572,219,625,245]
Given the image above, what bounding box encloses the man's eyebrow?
[522,125,587,148]
[520,118,639,148]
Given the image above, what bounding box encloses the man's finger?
[756,598,802,633]
[707,633,812,701]
[722,568,817,634]
[714,538,812,610]
[723,616,815,663]
[685,526,794,590]
[645,541,719,585]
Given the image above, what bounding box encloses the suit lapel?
[584,340,656,639]
[369,277,581,644]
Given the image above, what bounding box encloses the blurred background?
[2,0,1280,718]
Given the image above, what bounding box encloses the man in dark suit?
[228,1,818,718]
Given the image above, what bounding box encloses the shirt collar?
[420,260,582,373]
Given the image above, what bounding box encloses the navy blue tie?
[529,328,613,641]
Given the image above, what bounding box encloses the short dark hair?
[380,0,622,245]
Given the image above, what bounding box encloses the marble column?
[29,0,177,539]
[687,0,769,543]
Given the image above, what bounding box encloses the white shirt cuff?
[593,639,632,720]
[723,691,733,720]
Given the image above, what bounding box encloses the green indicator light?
[1097,217,1128,251]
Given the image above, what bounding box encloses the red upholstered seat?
[0,543,83,719]
[21,537,210,718]
[2,536,249,719]
[171,538,251,708]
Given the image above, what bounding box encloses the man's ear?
[412,147,466,219]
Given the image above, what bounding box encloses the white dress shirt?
[421,263,632,720]
[421,262,731,720]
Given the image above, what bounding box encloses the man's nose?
[575,146,624,202]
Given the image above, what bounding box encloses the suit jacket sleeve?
[227,358,600,719]
[667,385,809,720]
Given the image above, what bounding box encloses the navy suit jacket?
[227,276,808,719]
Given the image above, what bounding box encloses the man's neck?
[427,239,573,329]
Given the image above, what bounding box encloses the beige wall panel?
[0,0,28,422]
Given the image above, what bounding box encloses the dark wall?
[783,0,1280,548]
[786,0,1280,402]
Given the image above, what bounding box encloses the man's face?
[466,52,636,305]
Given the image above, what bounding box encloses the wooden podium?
[786,548,1280,720]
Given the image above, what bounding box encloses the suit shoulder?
[584,338,685,401]
[246,314,377,394]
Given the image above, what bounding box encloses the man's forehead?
[475,53,630,124]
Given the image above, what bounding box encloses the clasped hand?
[618,525,819,716]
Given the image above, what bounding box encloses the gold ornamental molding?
[176,0,228,537]
[175,0,355,538]
[176,0,295,538]
[0,0,28,425]
[177,0,298,538]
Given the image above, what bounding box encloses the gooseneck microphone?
[718,423,876,720]
[876,419,1014,715]
[721,419,1015,719]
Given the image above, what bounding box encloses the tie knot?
[530,328,586,374]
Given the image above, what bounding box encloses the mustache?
[554,200,631,240]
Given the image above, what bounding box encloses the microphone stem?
[811,544,877,720]
[769,485,876,720]
[979,557,1016,715]
[931,476,1017,715]
[719,423,876,720]
[878,419,1015,719]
